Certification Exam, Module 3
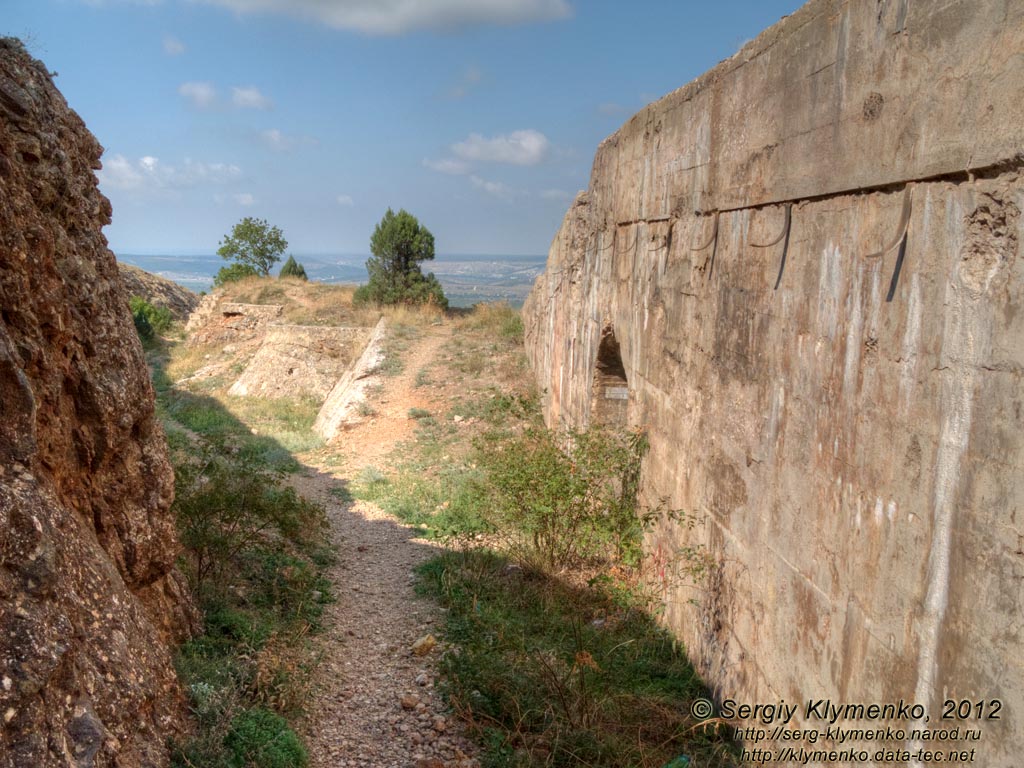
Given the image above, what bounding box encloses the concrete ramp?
[228,325,369,399]
[314,317,387,440]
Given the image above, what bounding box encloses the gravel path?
[298,326,479,768]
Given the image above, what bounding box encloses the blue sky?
[4,0,802,256]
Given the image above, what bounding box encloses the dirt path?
[297,325,479,768]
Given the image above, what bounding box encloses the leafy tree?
[214,262,260,287]
[353,208,447,309]
[279,255,308,280]
[217,217,288,276]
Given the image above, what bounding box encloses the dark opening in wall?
[591,326,628,427]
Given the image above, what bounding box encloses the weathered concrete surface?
[596,0,1024,219]
[185,299,284,345]
[0,39,196,767]
[314,317,387,441]
[228,324,369,399]
[524,2,1023,764]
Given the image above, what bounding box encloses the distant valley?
[117,252,547,307]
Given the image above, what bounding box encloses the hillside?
[118,262,200,320]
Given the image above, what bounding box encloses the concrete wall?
[523,1,1023,763]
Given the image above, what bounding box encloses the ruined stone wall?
[0,39,196,766]
[524,1,1023,763]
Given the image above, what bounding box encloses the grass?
[165,341,228,382]
[418,552,737,767]
[453,301,524,341]
[224,395,325,454]
[344,301,730,766]
[219,276,447,330]
[144,316,331,768]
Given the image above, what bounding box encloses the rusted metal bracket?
[691,211,720,279]
[750,203,793,291]
[864,185,912,259]
[750,203,792,248]
[690,211,719,251]
[864,185,913,302]
[648,220,673,253]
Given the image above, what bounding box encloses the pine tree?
[353,208,447,308]
[279,255,308,280]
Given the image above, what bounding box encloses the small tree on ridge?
[279,255,308,280]
[354,208,447,308]
[217,217,288,277]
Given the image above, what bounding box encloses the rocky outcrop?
[524,2,1023,764]
[0,38,195,767]
[117,263,199,322]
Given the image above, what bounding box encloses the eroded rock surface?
[0,38,195,767]
[117,263,199,322]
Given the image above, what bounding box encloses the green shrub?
[476,427,649,570]
[225,708,307,768]
[129,296,173,340]
[352,273,447,309]
[132,304,154,341]
[353,208,448,309]
[278,256,308,280]
[173,439,324,588]
[214,262,260,287]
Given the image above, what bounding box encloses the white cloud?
[234,192,256,206]
[192,0,571,35]
[423,157,471,175]
[163,35,185,55]
[232,86,272,110]
[540,188,570,200]
[470,175,514,200]
[178,81,217,108]
[336,194,354,206]
[97,153,242,191]
[452,129,549,166]
[99,155,145,189]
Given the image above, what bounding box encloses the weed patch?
[150,324,331,767]
[418,551,736,767]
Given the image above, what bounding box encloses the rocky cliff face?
[0,39,195,767]
[117,264,199,322]
[524,1,1023,763]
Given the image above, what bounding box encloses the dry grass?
[451,301,523,338]
[224,395,326,453]
[219,277,373,327]
[212,276,450,330]
[165,341,232,381]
